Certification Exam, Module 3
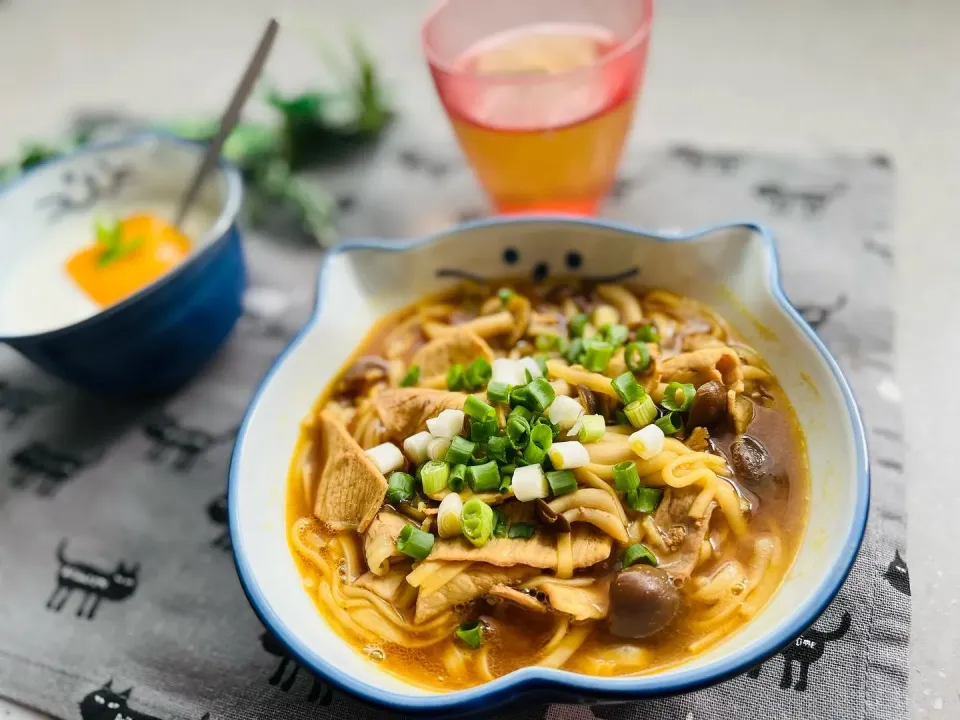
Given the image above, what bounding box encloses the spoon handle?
[175,18,280,228]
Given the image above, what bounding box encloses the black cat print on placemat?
[261,631,333,704]
[754,182,845,217]
[46,539,138,620]
[746,611,852,691]
[671,145,742,174]
[397,148,453,179]
[37,159,132,222]
[796,294,848,331]
[0,379,47,428]
[885,550,910,596]
[79,679,210,720]
[206,493,230,551]
[142,413,238,472]
[9,441,98,496]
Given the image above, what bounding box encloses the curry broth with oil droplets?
[286,279,810,690]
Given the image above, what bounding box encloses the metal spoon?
[174,18,280,228]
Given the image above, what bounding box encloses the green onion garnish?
[622,543,658,568]
[385,472,416,505]
[603,323,630,346]
[493,508,508,538]
[624,395,657,428]
[497,288,514,305]
[487,381,512,405]
[611,371,643,405]
[420,460,450,495]
[535,335,558,352]
[534,354,549,376]
[527,377,556,413]
[624,342,651,373]
[578,414,606,443]
[509,384,534,410]
[461,498,494,547]
[535,414,560,440]
[464,394,494,420]
[655,411,684,436]
[449,463,467,492]
[444,437,476,465]
[486,435,511,463]
[467,460,500,493]
[569,313,590,337]
[455,620,483,649]
[636,324,660,343]
[524,423,554,464]
[399,365,420,387]
[396,524,434,561]
[509,405,534,424]
[564,337,584,365]
[662,382,696,412]
[546,469,578,496]
[626,486,664,513]
[465,358,492,390]
[469,416,499,443]
[446,364,465,391]
[582,340,614,372]
[506,415,532,450]
[612,460,641,493]
[508,522,536,539]
[498,473,513,494]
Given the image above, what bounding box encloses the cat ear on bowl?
[118,687,133,700]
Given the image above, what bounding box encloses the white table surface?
[0,0,952,717]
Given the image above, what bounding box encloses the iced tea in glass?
[423,0,653,215]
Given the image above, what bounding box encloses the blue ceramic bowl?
[0,133,244,393]
[229,218,869,715]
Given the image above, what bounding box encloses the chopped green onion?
[487,381,512,405]
[399,365,420,387]
[396,524,434,561]
[578,414,606,443]
[569,313,590,337]
[437,493,464,538]
[636,324,660,343]
[465,358,492,390]
[486,435,511,463]
[655,411,684,436]
[534,354,549,376]
[564,338,584,365]
[509,384,534,410]
[385,472,416,505]
[624,395,658,428]
[628,424,665,459]
[467,460,500,493]
[524,423,554,464]
[449,463,467,492]
[536,415,561,440]
[506,415,532,450]
[546,469,578,496]
[446,364,465,391]
[662,382,696,412]
[461,498,494,547]
[582,340,614,372]
[420,460,450,495]
[527,377,556,413]
[444,437,476,465]
[626,486,664,513]
[464,394,495,420]
[493,509,508,538]
[535,334,559,352]
[469,416,499,443]
[508,522,536,539]
[497,288,514,305]
[612,460,641,493]
[509,405,534,424]
[455,620,483,649]
[624,342,651,373]
[498,473,513,494]
[622,543,658,568]
[603,323,630,347]
[611,371,643,405]
[615,409,630,426]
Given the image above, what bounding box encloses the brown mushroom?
[534,499,571,533]
[576,384,598,416]
[687,380,727,429]
[609,565,680,639]
[729,436,776,488]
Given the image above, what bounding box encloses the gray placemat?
[0,140,906,720]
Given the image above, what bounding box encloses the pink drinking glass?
[423,0,653,215]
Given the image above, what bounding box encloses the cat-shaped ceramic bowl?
[0,133,244,393]
[229,218,869,714]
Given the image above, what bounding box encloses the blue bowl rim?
[0,131,244,342]
[228,216,870,713]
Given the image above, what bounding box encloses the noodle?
[556,533,573,579]
[538,623,592,668]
